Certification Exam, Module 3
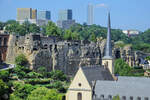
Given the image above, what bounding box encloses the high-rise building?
[17,8,37,24]
[37,11,51,26]
[58,9,72,21]
[87,4,94,25]
[37,11,51,20]
[32,9,37,19]
[57,9,75,29]
[17,8,32,21]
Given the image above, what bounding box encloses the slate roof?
[81,65,114,86]
[94,76,150,98]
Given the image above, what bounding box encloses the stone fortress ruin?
[0,33,149,75]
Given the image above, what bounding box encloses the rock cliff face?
[114,45,150,67]
[5,34,102,75]
[5,34,149,75]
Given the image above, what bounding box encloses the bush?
[24,78,52,85]
[114,59,144,76]
[49,70,67,81]
[27,87,63,100]
[12,81,35,99]
[15,54,28,66]
[0,70,10,82]
[0,79,9,99]
[12,65,31,79]
[25,72,43,78]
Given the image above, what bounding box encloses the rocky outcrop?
[5,34,102,75]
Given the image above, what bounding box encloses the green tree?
[22,21,30,34]
[37,67,47,77]
[46,21,60,36]
[49,70,67,81]
[114,59,132,76]
[145,56,150,60]
[5,20,17,25]
[90,33,97,42]
[15,54,28,66]
[27,87,62,100]
[63,30,72,40]
[0,21,5,30]
[5,21,19,33]
[16,25,27,35]
[0,79,9,100]
[11,82,35,100]
[114,59,144,76]
[29,24,40,33]
[13,65,31,79]
[0,70,10,82]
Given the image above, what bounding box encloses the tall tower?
[87,4,94,25]
[102,12,114,74]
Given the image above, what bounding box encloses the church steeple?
[102,12,114,74]
[103,12,112,59]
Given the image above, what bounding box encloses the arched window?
[77,92,82,100]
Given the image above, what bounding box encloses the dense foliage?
[0,79,9,99]
[27,87,64,100]
[114,59,144,76]
[0,64,68,100]
[15,54,28,66]
[4,20,40,35]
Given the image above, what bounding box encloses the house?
[66,65,114,100]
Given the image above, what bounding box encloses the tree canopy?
[46,21,60,36]
[15,54,28,66]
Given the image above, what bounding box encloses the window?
[4,38,7,46]
[122,96,126,100]
[130,96,133,100]
[77,92,82,100]
[137,97,141,100]
[145,97,149,100]
[108,95,112,100]
[100,95,104,100]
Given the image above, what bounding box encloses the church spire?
[103,12,112,59]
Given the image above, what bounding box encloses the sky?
[0,0,150,31]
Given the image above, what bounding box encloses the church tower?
[102,12,114,74]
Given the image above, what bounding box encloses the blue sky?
[0,0,150,31]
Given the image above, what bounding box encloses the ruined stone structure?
[0,33,148,75]
[5,34,102,75]
[114,45,150,67]
[0,34,9,63]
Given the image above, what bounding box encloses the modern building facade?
[57,9,75,29]
[37,11,51,20]
[87,4,94,25]
[57,20,75,29]
[58,9,72,21]
[17,8,32,21]
[32,9,37,19]
[37,11,51,26]
[17,8,37,24]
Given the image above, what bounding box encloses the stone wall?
[5,34,102,75]
[5,34,150,75]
